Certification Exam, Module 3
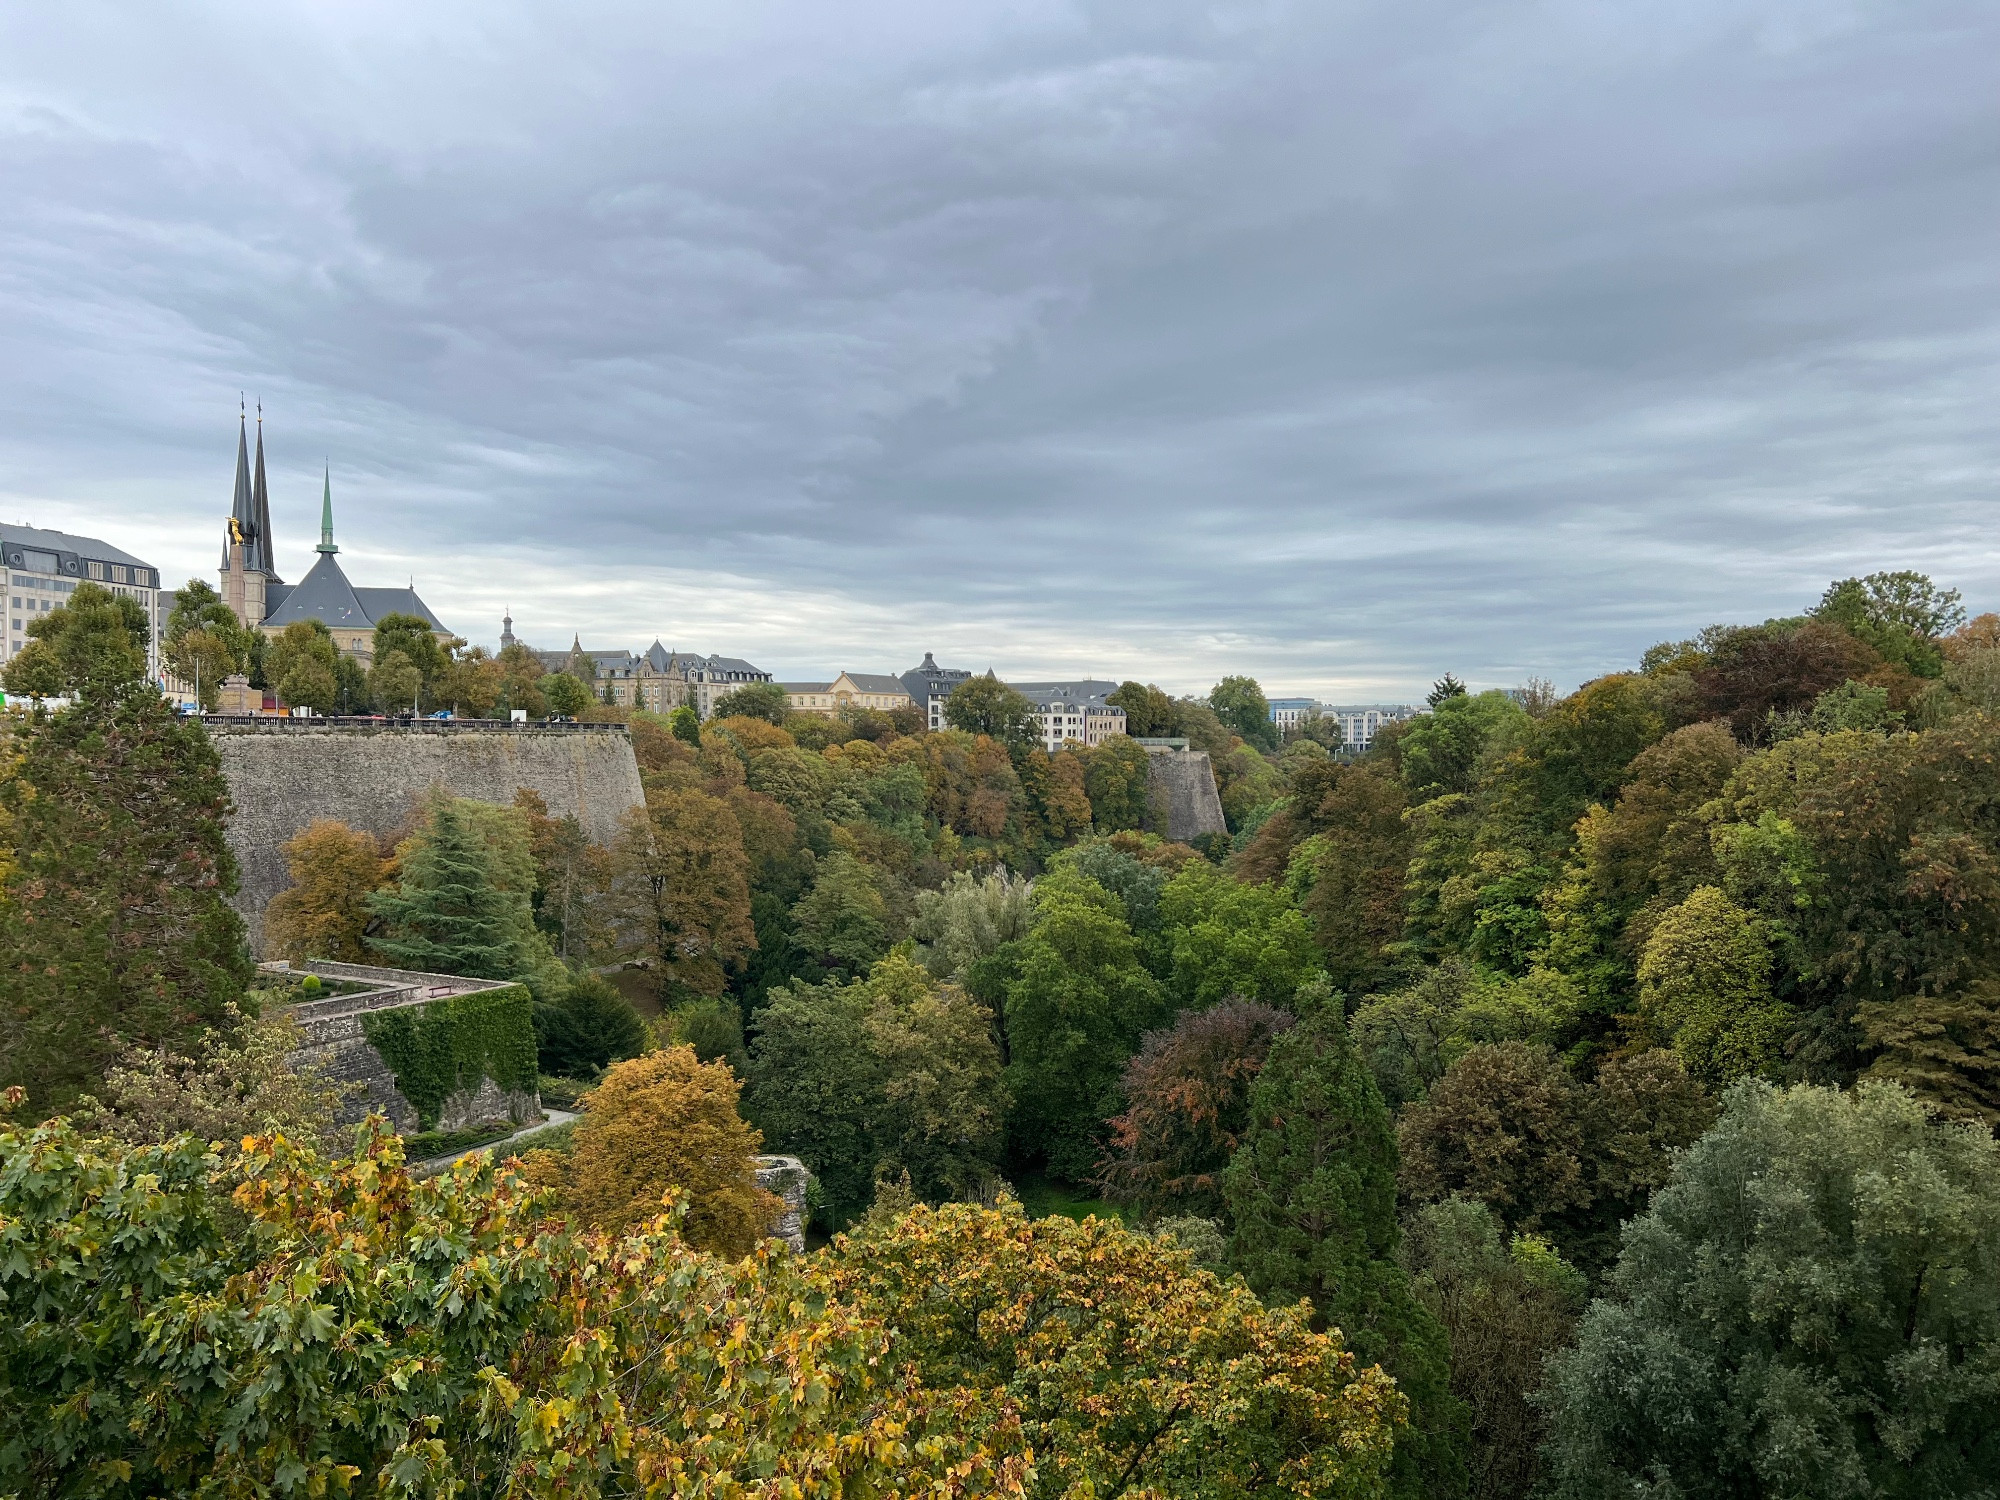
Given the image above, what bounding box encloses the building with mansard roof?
[218,413,451,663]
[510,622,772,719]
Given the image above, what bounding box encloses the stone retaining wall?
[212,722,645,952]
[1146,749,1228,841]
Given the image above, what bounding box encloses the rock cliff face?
[754,1155,813,1251]
[210,722,645,951]
[1146,749,1228,841]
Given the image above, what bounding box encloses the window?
[86,561,105,580]
[110,565,128,584]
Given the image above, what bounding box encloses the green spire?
[317,465,338,555]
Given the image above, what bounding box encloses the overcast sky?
[3,1,1996,697]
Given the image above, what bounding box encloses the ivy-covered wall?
[361,984,539,1131]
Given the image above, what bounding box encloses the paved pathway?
[415,1108,577,1175]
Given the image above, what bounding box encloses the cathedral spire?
[317,465,339,554]
[226,404,254,565]
[250,401,275,577]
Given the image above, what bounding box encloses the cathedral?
[219,413,451,663]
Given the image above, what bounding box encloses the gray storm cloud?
[1,0,1995,693]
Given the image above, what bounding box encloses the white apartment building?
[1012,679,1129,753]
[1,523,165,678]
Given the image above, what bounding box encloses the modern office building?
[1,522,166,677]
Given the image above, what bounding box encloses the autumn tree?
[613,789,755,998]
[1273,760,1412,993]
[523,1045,776,1253]
[514,788,616,963]
[1222,989,1465,1500]
[0,629,252,1109]
[264,818,389,962]
[1098,998,1292,1221]
[1542,1081,2000,1498]
[825,1200,1402,1500]
[0,1120,1024,1496]
[74,1005,353,1151]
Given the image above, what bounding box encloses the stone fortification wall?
[1146,749,1228,842]
[281,961,541,1132]
[211,721,645,951]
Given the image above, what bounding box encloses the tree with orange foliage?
[527,1045,776,1255]
[263,817,391,963]
[612,788,755,998]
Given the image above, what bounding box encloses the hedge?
[361,984,539,1131]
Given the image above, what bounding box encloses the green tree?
[1542,1080,2000,1498]
[368,648,422,715]
[1857,977,2000,1129]
[162,578,253,707]
[1400,1198,1586,1500]
[1222,988,1466,1500]
[0,582,150,699]
[1637,884,1790,1085]
[712,681,791,723]
[790,850,890,979]
[1158,859,1322,1009]
[0,680,252,1111]
[1209,675,1277,751]
[747,953,1008,1226]
[1397,690,1529,801]
[366,800,535,979]
[669,703,701,743]
[265,618,342,713]
[908,867,1034,982]
[1004,867,1167,1180]
[943,673,1038,750]
[540,671,592,719]
[370,611,445,697]
[1107,680,1179,738]
[532,971,648,1079]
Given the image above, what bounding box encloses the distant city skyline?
[4,2,1995,699]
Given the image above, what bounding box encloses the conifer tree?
[0,592,252,1110]
[1223,983,1467,1499]
[366,800,527,978]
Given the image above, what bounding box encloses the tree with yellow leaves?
[526,1044,777,1255]
[823,1198,1403,1499]
[263,817,389,962]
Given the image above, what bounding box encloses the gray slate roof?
[840,672,911,695]
[1,522,158,583]
[261,554,448,634]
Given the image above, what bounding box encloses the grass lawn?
[1012,1172,1130,1225]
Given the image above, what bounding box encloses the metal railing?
[199,714,629,733]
